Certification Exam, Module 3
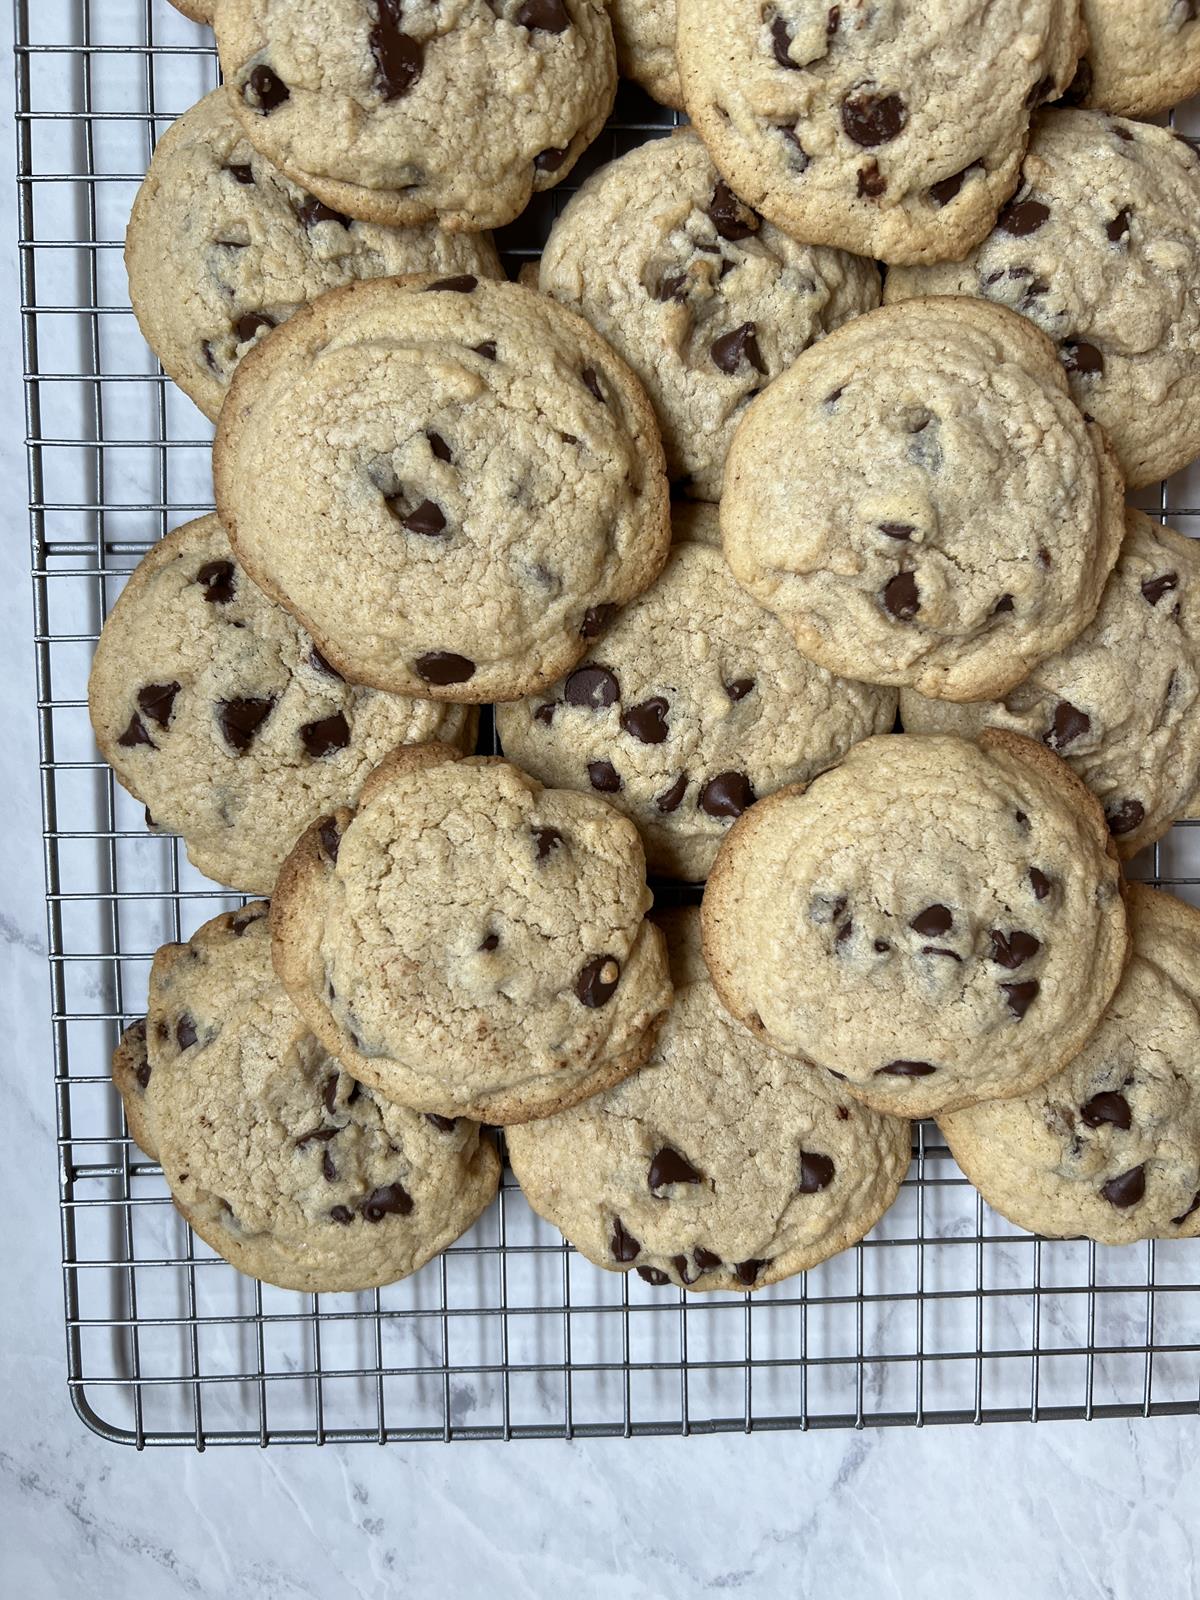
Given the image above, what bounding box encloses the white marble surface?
[3,17,1199,1599]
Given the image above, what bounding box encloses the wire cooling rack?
[16,0,1200,1447]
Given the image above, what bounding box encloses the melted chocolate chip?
[621,697,669,744]
[218,696,275,754]
[565,665,619,709]
[587,760,621,793]
[370,0,423,99]
[1045,700,1091,752]
[770,14,798,68]
[693,1247,722,1272]
[998,198,1050,235]
[226,163,254,185]
[1000,981,1039,1020]
[330,1205,354,1225]
[235,311,275,343]
[516,0,570,30]
[415,651,475,685]
[176,1014,197,1050]
[725,678,755,702]
[398,499,447,536]
[296,1125,338,1149]
[648,1146,702,1191]
[877,1060,937,1077]
[1061,340,1104,376]
[575,955,620,1007]
[534,145,569,173]
[427,275,478,293]
[882,570,919,620]
[117,714,153,749]
[298,196,351,228]
[533,702,556,727]
[857,161,886,199]
[611,1216,641,1262]
[655,273,688,303]
[300,712,351,759]
[323,1151,338,1183]
[134,681,179,731]
[1100,1165,1146,1209]
[197,559,235,603]
[1105,799,1145,837]
[533,826,562,861]
[580,603,616,639]
[1171,1191,1200,1226]
[581,367,605,403]
[989,930,1041,969]
[841,87,907,146]
[1106,206,1132,242]
[426,431,453,464]
[229,908,260,936]
[778,126,810,169]
[655,773,688,813]
[1141,572,1179,606]
[879,522,914,541]
[469,339,496,361]
[992,594,1014,615]
[734,1259,768,1287]
[708,180,758,240]
[318,817,341,863]
[636,1266,670,1286]
[711,322,765,376]
[910,904,952,937]
[362,1182,413,1221]
[835,918,853,946]
[135,1059,151,1090]
[699,771,755,819]
[798,1151,835,1194]
[1081,1091,1132,1130]
[245,64,289,113]
[1029,867,1052,900]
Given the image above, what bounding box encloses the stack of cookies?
[100,0,1200,1294]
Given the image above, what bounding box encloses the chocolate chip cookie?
[940,886,1200,1244]
[170,0,213,21]
[900,509,1200,861]
[609,0,681,108]
[88,515,475,893]
[1066,0,1200,119]
[507,908,911,1291]
[214,275,671,702]
[111,1018,159,1161]
[271,743,673,1124]
[721,297,1125,702]
[496,503,898,880]
[126,90,501,423]
[537,129,880,501]
[886,111,1200,490]
[114,903,501,1292]
[213,0,617,230]
[702,731,1129,1119]
[675,0,1085,266]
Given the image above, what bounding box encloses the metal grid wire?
[16,0,1200,1448]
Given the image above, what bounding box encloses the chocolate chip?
[1105,799,1145,837]
[1029,867,1052,900]
[929,163,979,206]
[989,930,1041,969]
[296,1125,338,1148]
[176,1014,197,1050]
[1106,207,1132,242]
[827,5,841,32]
[533,702,556,727]
[770,14,798,68]
[565,665,619,709]
[301,712,351,759]
[517,0,569,29]
[330,1205,354,1225]
[135,1059,151,1089]
[318,817,341,863]
[225,163,254,184]
[308,645,342,679]
[841,87,907,146]
[1061,340,1104,376]
[992,595,1014,615]
[874,940,890,953]
[1141,572,1178,606]
[1171,1191,1200,1226]
[427,431,453,463]
[229,908,259,936]
[398,499,447,536]
[218,695,276,753]
[1045,700,1091,752]
[197,559,235,603]
[611,1216,641,1262]
[798,1152,835,1193]
[711,322,765,375]
[479,933,500,953]
[426,1113,458,1132]
[426,275,478,293]
[1038,547,1053,570]
[1081,1092,1132,1130]
[235,311,274,343]
[323,1152,338,1183]
[879,522,914,541]
[909,911,948,936]
[922,946,961,962]
[415,651,475,685]
[693,1247,722,1272]
[621,697,669,744]
[298,196,351,228]
[699,771,754,819]
[1100,1165,1146,1209]
[1000,981,1039,1020]
[882,570,919,620]
[707,180,758,241]
[721,678,754,706]
[534,145,569,173]
[655,773,688,813]
[636,1266,670,1286]
[580,604,616,639]
[998,198,1050,235]
[201,340,219,374]
[137,680,180,728]
[734,1259,768,1287]
[825,386,845,406]
[778,127,810,169]
[857,161,887,199]
[245,64,288,113]
[473,340,498,360]
[587,760,621,793]
[576,955,620,1007]
[533,826,562,861]
[877,1060,937,1077]
[655,273,688,303]
[834,915,854,947]
[362,1182,413,1221]
[370,0,423,99]
[648,1147,702,1193]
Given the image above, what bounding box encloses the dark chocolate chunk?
[1141,572,1178,606]
[707,180,758,241]
[988,930,1041,969]
[699,771,754,818]
[1100,1165,1146,1209]
[648,1146,703,1191]
[621,697,669,744]
[245,64,289,113]
[587,759,621,792]
[655,773,688,813]
[711,322,765,375]
[910,904,952,937]
[362,1182,413,1221]
[565,665,619,709]
[218,695,276,754]
[841,87,907,146]
[998,197,1050,235]
[877,1060,937,1077]
[610,1216,641,1262]
[1000,980,1039,1020]
[300,712,351,759]
[1080,1092,1132,1131]
[798,1151,835,1193]
[197,559,235,603]
[415,651,475,685]
[575,955,620,1007]
[882,570,919,620]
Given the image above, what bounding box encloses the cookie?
[506,908,911,1292]
[169,0,213,21]
[1065,0,1200,119]
[214,275,671,702]
[609,0,681,108]
[900,509,1200,861]
[940,886,1200,1244]
[88,515,476,894]
[213,0,617,230]
[701,731,1129,1119]
[885,111,1200,490]
[126,90,502,424]
[721,297,1125,702]
[117,903,501,1292]
[537,128,880,501]
[271,743,673,1124]
[111,1019,159,1161]
[496,503,898,880]
[675,0,1084,266]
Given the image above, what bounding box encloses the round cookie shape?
[940,886,1200,1244]
[1066,0,1200,119]
[900,509,1200,861]
[885,111,1200,490]
[701,731,1129,1119]
[537,129,880,502]
[675,0,1085,266]
[496,504,898,880]
[721,297,1125,703]
[126,90,502,423]
[214,275,671,703]
[213,0,617,230]
[507,908,911,1292]
[271,744,673,1124]
[133,903,501,1292]
[609,0,681,108]
[87,515,476,894]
